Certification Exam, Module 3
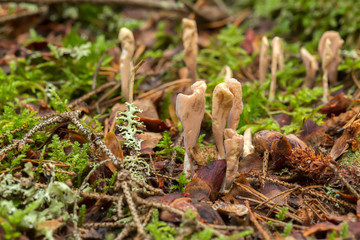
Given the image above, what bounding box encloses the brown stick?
[245,200,271,240]
[136,79,191,100]
[69,81,116,108]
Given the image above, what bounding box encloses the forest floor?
[1,1,360,240]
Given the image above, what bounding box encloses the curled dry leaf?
[159,196,224,224]
[318,93,352,117]
[160,197,199,222]
[261,181,289,206]
[300,118,326,149]
[185,160,226,201]
[182,18,198,82]
[269,135,292,169]
[105,132,123,172]
[303,222,339,237]
[138,132,162,154]
[285,134,308,150]
[330,119,360,160]
[273,113,292,127]
[323,106,360,135]
[192,202,224,224]
[138,117,170,132]
[239,153,263,173]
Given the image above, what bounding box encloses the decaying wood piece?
[259,36,269,84]
[323,106,360,135]
[182,18,198,83]
[300,47,319,88]
[176,81,207,177]
[269,37,284,101]
[320,39,333,103]
[253,130,283,154]
[226,78,243,130]
[330,118,360,160]
[119,27,135,102]
[220,128,244,193]
[318,31,344,85]
[212,83,234,159]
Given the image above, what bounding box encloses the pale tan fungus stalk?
[176,81,207,177]
[321,39,333,103]
[119,27,135,102]
[219,65,233,82]
[226,78,243,130]
[269,37,284,101]
[243,128,254,158]
[300,47,319,88]
[318,31,344,85]
[212,83,234,159]
[220,128,244,193]
[259,36,269,84]
[182,18,198,83]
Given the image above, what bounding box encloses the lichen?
[124,155,150,182]
[116,102,144,151]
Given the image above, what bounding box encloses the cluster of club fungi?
[118,19,347,196]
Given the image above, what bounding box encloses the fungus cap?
[221,128,244,193]
[318,31,344,84]
[176,80,207,176]
[212,82,234,159]
[119,27,135,102]
[226,78,243,131]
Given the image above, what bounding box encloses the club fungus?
[300,47,318,88]
[182,18,198,83]
[318,31,344,85]
[320,39,333,103]
[119,27,135,102]
[219,65,233,82]
[220,128,244,193]
[269,37,284,101]
[259,36,269,84]
[226,78,243,130]
[212,82,234,159]
[243,128,254,157]
[176,81,207,177]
